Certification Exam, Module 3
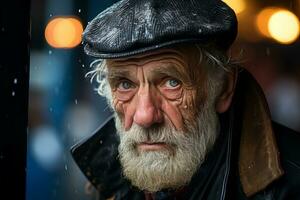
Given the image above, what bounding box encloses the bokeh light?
[256,8,300,44]
[222,0,246,14]
[45,17,83,48]
[256,7,280,38]
[268,10,300,44]
[31,126,63,171]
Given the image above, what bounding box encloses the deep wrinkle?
[110,63,186,130]
[107,48,208,131]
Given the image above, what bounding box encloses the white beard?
[115,101,220,192]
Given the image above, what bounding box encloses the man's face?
[107,47,209,132]
[105,46,221,192]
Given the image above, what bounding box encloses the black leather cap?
[83,0,238,58]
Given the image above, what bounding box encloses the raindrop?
[49,50,52,55]
[65,164,68,171]
[81,64,85,68]
[99,140,103,144]
[49,107,53,112]
[54,87,60,95]
[78,9,81,13]
[266,48,270,56]
[49,14,53,17]
[67,123,71,131]
[198,29,202,33]
[12,91,15,96]
[75,99,78,104]
[13,78,18,84]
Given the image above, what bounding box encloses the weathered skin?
[106,46,236,135]
[107,49,200,132]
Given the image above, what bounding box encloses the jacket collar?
[71,116,132,199]
[237,70,283,197]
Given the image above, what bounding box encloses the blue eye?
[166,79,181,88]
[118,81,133,90]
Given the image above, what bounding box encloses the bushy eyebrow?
[106,63,189,85]
[107,69,132,80]
[150,64,183,79]
[148,64,189,83]
[106,68,133,88]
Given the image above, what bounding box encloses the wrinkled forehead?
[105,44,200,69]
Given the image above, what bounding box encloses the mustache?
[124,123,176,143]
[119,122,195,149]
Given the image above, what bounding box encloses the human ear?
[216,68,238,113]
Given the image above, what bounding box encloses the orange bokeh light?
[256,7,300,44]
[45,17,83,48]
[222,0,246,14]
[256,7,280,38]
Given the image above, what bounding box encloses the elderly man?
[71,0,300,199]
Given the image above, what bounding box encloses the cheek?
[113,99,124,115]
[161,98,184,131]
[165,89,200,129]
[160,89,199,131]
[181,89,200,119]
[113,96,136,130]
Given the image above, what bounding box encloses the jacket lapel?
[238,70,284,197]
[70,116,132,199]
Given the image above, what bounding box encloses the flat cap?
[83,0,238,58]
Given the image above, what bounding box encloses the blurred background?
[27,0,300,199]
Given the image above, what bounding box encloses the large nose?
[133,87,163,128]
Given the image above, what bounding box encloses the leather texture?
[238,71,283,197]
[82,0,237,58]
[71,69,300,199]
